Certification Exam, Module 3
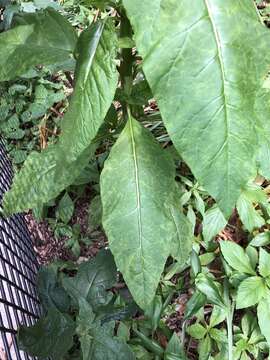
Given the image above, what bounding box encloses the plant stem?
[119,10,133,118]
[226,302,234,360]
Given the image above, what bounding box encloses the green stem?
[119,10,133,118]
[226,303,234,360]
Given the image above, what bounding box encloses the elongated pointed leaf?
[3,21,118,215]
[122,0,270,217]
[101,117,184,309]
[0,8,77,81]
[58,20,118,164]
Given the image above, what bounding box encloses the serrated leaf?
[202,205,227,243]
[58,20,118,165]
[77,299,135,360]
[62,250,117,309]
[0,8,77,81]
[257,296,270,347]
[259,248,270,278]
[236,276,266,309]
[56,192,74,224]
[101,117,189,309]
[220,241,256,275]
[18,309,75,360]
[122,0,270,217]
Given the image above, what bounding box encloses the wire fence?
[0,140,41,360]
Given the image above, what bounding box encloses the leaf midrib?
[204,0,230,200]
[128,119,146,302]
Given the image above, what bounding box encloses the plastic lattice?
[0,140,41,360]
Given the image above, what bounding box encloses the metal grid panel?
[0,140,41,360]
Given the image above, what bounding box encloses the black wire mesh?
[0,139,41,360]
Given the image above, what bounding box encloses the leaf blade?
[122,0,270,217]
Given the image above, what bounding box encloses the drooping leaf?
[0,8,77,81]
[257,296,270,347]
[259,248,270,278]
[2,144,95,215]
[122,0,270,217]
[76,299,135,360]
[220,241,256,275]
[37,266,70,313]
[58,20,118,165]
[101,117,187,309]
[202,205,227,243]
[18,309,75,360]
[63,250,117,309]
[236,276,266,309]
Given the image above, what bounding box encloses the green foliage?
[0,8,77,81]
[122,0,270,218]
[18,308,76,359]
[2,1,270,358]
[101,116,192,309]
[18,250,136,359]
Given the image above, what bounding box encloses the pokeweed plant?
[1,0,270,322]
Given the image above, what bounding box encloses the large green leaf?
[122,0,270,217]
[58,20,118,164]
[101,116,191,309]
[0,8,77,81]
[18,309,75,360]
[76,299,135,360]
[63,250,117,309]
[3,20,118,215]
